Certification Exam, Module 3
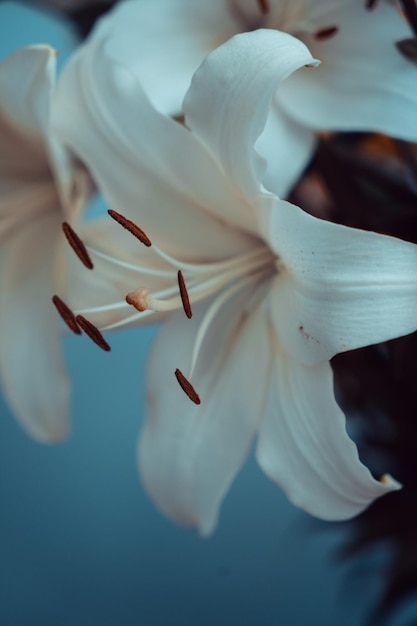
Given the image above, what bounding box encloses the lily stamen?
[88,247,177,278]
[188,268,268,380]
[124,247,273,316]
[52,295,81,335]
[52,296,112,351]
[62,222,94,269]
[106,206,272,277]
[108,209,152,246]
[175,368,201,405]
[76,314,111,351]
[314,25,339,41]
[178,270,192,319]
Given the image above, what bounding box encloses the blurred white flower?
[0,44,119,443]
[0,44,146,441]
[52,31,417,535]
[91,0,417,197]
[0,46,82,441]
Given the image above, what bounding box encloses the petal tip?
[380,473,402,491]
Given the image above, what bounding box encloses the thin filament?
[188,268,267,379]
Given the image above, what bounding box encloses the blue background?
[0,3,412,624]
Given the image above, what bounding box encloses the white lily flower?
[0,45,122,442]
[90,0,417,197]
[0,44,146,441]
[52,30,417,535]
[0,46,80,442]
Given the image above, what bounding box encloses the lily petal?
[256,351,400,520]
[93,0,237,115]
[0,211,69,443]
[256,101,316,198]
[184,29,319,201]
[278,0,417,140]
[0,45,55,140]
[52,38,258,259]
[139,296,271,536]
[263,200,417,366]
[0,45,76,218]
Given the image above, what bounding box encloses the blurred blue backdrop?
[0,3,404,625]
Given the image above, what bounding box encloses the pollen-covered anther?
[76,315,111,352]
[62,221,94,269]
[313,25,339,41]
[108,209,152,247]
[177,270,192,319]
[52,295,81,335]
[175,369,201,405]
[257,0,269,14]
[126,287,150,312]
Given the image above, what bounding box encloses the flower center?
[229,0,339,43]
[55,211,277,403]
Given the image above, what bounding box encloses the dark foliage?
[290,133,417,625]
[67,1,119,39]
[11,1,119,39]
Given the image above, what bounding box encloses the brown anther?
[108,209,152,247]
[177,270,192,319]
[62,222,94,269]
[365,0,378,9]
[257,0,269,14]
[175,369,201,405]
[52,295,81,335]
[314,25,339,41]
[76,315,111,352]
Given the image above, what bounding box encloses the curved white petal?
[0,46,76,218]
[278,0,417,139]
[263,200,417,365]
[0,48,52,206]
[0,211,69,443]
[256,101,316,198]
[184,29,319,201]
[139,296,271,536]
[256,353,400,520]
[52,38,258,259]
[0,45,55,139]
[92,0,237,115]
